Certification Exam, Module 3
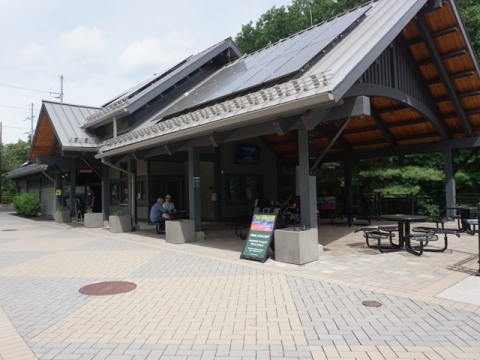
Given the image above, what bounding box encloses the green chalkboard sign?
[240,208,279,263]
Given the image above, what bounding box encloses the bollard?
[477,203,480,276]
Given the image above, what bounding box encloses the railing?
[319,193,447,219]
[1,194,15,204]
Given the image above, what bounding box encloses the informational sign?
[55,189,62,196]
[240,208,279,263]
[193,176,201,188]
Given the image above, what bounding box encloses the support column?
[444,149,456,216]
[344,160,353,226]
[102,166,110,220]
[55,172,62,209]
[298,129,317,229]
[130,158,137,225]
[188,145,201,231]
[69,163,76,217]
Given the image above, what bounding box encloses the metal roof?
[83,38,241,129]
[6,163,48,180]
[43,101,100,150]
[98,0,420,156]
[97,0,480,161]
[155,5,370,119]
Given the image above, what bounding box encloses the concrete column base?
[274,227,321,265]
[84,213,104,228]
[166,220,196,244]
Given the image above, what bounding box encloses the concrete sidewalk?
[0,209,479,359]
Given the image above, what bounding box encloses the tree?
[235,0,480,58]
[1,139,30,196]
[235,0,372,54]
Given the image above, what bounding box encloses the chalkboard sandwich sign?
[240,208,279,263]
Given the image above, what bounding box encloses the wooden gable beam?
[416,14,473,137]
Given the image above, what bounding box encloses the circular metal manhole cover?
[362,300,382,308]
[79,281,137,296]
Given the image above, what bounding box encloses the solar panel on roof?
[161,5,370,118]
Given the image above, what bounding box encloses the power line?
[0,82,50,94]
[2,125,30,130]
[0,104,32,110]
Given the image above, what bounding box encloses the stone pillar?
[188,145,201,231]
[102,166,110,220]
[298,129,317,229]
[69,162,76,217]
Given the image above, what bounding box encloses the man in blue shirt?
[150,197,170,233]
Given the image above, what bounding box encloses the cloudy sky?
[0,0,293,145]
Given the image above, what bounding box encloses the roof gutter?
[96,91,335,159]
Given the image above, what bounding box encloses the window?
[110,181,120,204]
[136,177,146,205]
[226,174,262,204]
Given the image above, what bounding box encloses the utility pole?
[30,103,34,139]
[60,75,64,102]
[50,75,64,102]
[24,103,34,141]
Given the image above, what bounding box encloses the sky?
[0,0,293,145]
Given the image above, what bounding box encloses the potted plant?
[84,208,104,228]
[54,205,71,223]
[108,209,132,233]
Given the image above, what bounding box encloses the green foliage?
[235,0,374,54]
[1,139,31,198]
[13,193,41,217]
[234,0,480,59]
[56,205,68,211]
[456,0,480,59]
[111,209,125,216]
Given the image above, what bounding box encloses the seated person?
[150,197,171,233]
[163,194,176,217]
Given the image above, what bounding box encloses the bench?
[411,226,459,254]
[407,233,439,256]
[463,218,478,235]
[355,227,400,253]
[148,222,165,234]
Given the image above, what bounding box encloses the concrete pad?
[437,276,480,305]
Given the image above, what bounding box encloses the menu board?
[240,210,278,263]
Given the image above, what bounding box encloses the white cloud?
[57,26,106,64]
[20,43,46,65]
[117,34,193,78]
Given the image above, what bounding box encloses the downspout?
[40,166,55,183]
[101,157,136,229]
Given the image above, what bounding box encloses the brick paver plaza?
[1,208,480,359]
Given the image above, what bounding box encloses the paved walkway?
[1,208,480,359]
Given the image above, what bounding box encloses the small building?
[8,0,480,233]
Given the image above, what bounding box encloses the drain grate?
[362,300,382,307]
[79,281,137,296]
[2,229,18,231]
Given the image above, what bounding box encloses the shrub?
[13,193,41,217]
[111,209,125,216]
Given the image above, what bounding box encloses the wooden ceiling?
[264,1,480,164]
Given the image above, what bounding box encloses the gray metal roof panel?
[156,5,369,118]
[305,0,429,99]
[96,0,433,157]
[6,163,48,180]
[83,38,241,128]
[43,101,100,149]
